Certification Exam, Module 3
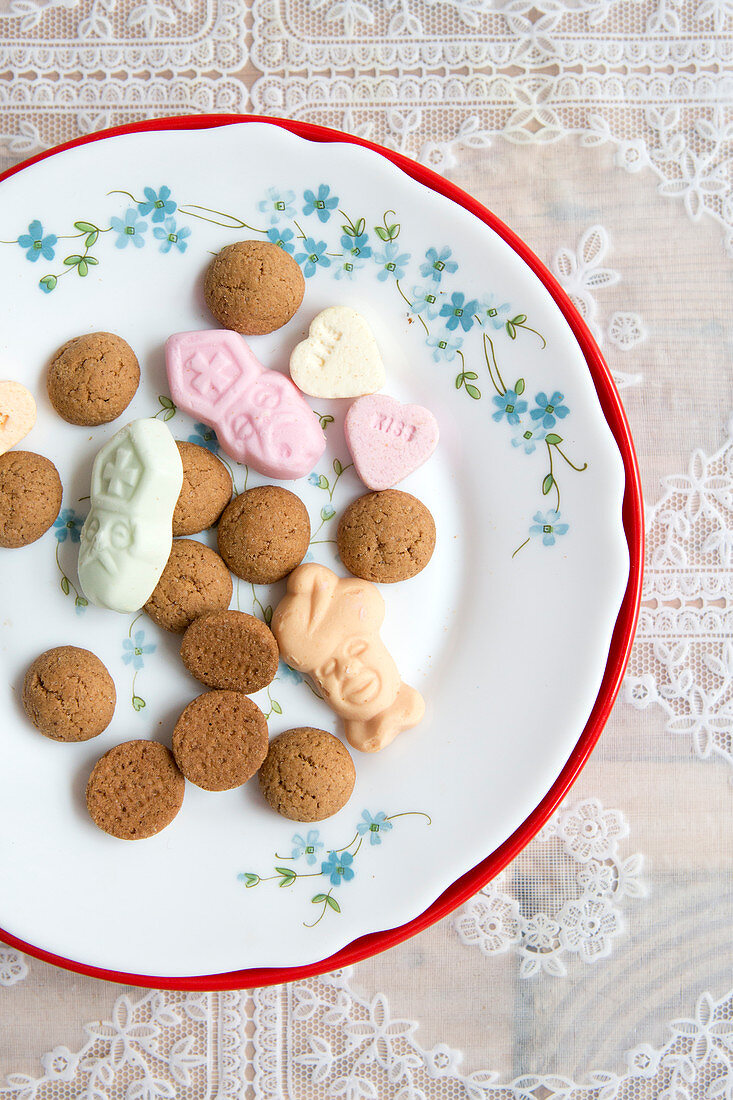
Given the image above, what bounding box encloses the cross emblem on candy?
[101,443,142,500]
[188,349,240,403]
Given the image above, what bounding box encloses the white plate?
[0,121,629,978]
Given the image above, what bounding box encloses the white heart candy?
[289,307,386,399]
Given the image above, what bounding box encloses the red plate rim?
[0,113,644,991]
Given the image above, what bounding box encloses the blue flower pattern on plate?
[420,246,458,283]
[122,631,156,670]
[479,293,512,329]
[16,180,583,559]
[493,389,528,425]
[18,220,57,263]
[511,424,546,454]
[153,217,191,254]
[53,509,83,543]
[137,186,177,222]
[335,232,372,280]
[279,661,303,684]
[374,242,410,281]
[303,185,339,222]
[531,391,570,429]
[292,829,324,865]
[530,510,570,546]
[409,285,440,320]
[295,237,330,277]
[188,423,219,452]
[266,226,296,254]
[321,850,355,886]
[111,209,148,249]
[439,292,479,332]
[426,334,463,362]
[258,187,296,224]
[356,810,393,846]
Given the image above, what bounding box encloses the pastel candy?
[289,307,385,399]
[0,381,36,455]
[166,330,326,481]
[78,419,183,614]
[345,394,439,491]
[272,563,425,753]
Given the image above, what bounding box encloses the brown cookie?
[22,645,116,742]
[204,240,305,335]
[144,538,233,634]
[86,740,185,840]
[0,450,62,548]
[217,485,310,584]
[258,727,355,822]
[337,489,436,583]
[47,332,140,426]
[180,610,279,693]
[173,441,232,536]
[172,690,268,791]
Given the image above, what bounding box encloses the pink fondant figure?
[166,330,326,480]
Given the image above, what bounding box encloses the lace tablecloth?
[2,4,733,1098]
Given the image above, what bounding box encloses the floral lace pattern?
[453,798,646,977]
[250,0,733,249]
[549,223,645,391]
[0,0,247,169]
[4,971,733,1100]
[625,416,733,766]
[0,0,730,248]
[0,949,28,987]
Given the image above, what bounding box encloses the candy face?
[289,307,386,399]
[0,381,36,455]
[272,563,424,752]
[345,394,439,490]
[166,330,326,480]
[78,419,183,613]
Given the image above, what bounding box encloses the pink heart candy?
[166,330,326,481]
[344,394,439,491]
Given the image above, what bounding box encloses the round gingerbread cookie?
[259,727,356,822]
[180,610,279,693]
[22,645,116,742]
[204,240,305,335]
[173,441,232,537]
[47,332,140,426]
[337,489,436,583]
[172,690,268,791]
[144,539,233,634]
[217,485,310,584]
[0,450,62,548]
[86,740,185,840]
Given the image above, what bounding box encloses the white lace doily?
[454,798,646,978]
[0,0,731,247]
[625,416,733,766]
[3,966,733,1100]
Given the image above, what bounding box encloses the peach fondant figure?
[272,563,424,752]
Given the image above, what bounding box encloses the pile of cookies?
[1,238,440,841]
